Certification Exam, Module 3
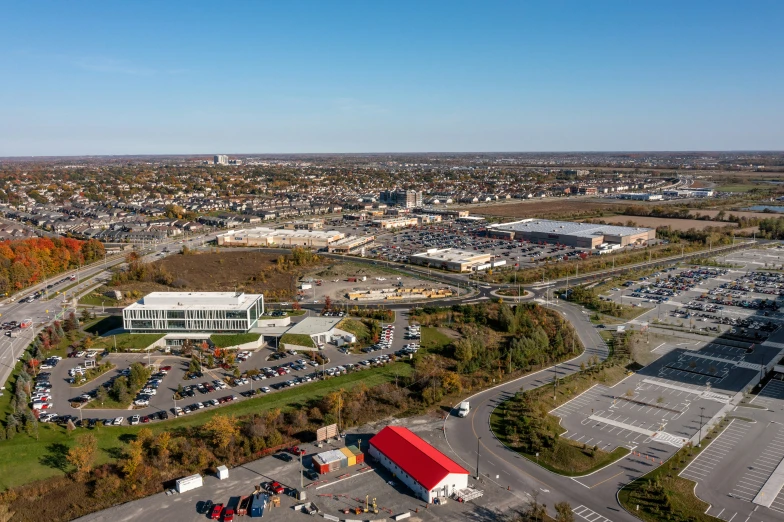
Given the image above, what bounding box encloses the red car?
[288,446,306,456]
[141,415,151,423]
[210,503,223,520]
[222,508,235,521]
[269,481,285,495]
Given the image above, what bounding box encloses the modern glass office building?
[123,292,265,333]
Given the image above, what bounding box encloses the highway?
[0,232,217,392]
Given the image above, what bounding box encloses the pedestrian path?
[651,431,688,448]
[587,414,655,437]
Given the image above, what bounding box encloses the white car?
[39,364,53,370]
[129,415,140,425]
[134,398,149,407]
[141,388,157,396]
[112,417,124,426]
[261,386,271,393]
[39,413,57,423]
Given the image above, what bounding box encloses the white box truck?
[457,401,470,417]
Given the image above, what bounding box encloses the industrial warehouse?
[486,218,655,248]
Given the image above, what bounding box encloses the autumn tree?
[67,433,98,479]
[204,414,240,450]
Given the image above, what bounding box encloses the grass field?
[618,419,733,522]
[0,360,412,490]
[421,327,453,355]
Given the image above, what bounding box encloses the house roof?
[369,426,468,490]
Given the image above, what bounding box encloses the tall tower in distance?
[213,154,228,165]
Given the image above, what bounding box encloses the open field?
[693,208,784,220]
[112,250,324,302]
[715,183,765,192]
[599,216,739,230]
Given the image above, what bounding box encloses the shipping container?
[355,452,365,464]
[340,447,356,467]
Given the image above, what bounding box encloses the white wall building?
[123,292,264,333]
[369,426,469,502]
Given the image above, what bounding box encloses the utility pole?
[553,362,557,400]
[698,406,705,447]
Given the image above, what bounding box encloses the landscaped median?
[490,359,632,475]
[69,361,116,388]
[618,418,734,522]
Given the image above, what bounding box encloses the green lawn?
[91,333,164,352]
[210,333,261,348]
[0,361,412,490]
[280,333,315,348]
[78,290,119,307]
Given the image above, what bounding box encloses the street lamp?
[698,406,705,447]
[476,436,482,479]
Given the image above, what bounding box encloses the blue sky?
[1,1,782,155]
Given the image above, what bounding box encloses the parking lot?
[674,377,784,522]
[600,259,784,342]
[33,308,414,429]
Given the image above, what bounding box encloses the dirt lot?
[598,216,739,231]
[111,251,322,302]
[306,262,457,303]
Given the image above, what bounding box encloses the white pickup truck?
[457,401,470,418]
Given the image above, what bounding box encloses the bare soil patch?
[599,216,738,231]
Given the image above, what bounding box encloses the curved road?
[441,297,641,522]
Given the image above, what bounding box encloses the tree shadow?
[105,446,125,459]
[118,433,137,444]
[39,443,70,471]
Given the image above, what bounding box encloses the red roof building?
[369,426,469,502]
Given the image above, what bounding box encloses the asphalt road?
[439,299,644,522]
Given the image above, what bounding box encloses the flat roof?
[125,292,263,311]
[218,227,344,241]
[286,316,342,336]
[411,248,491,263]
[489,219,653,238]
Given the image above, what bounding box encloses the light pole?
[698,406,705,447]
[476,436,482,479]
